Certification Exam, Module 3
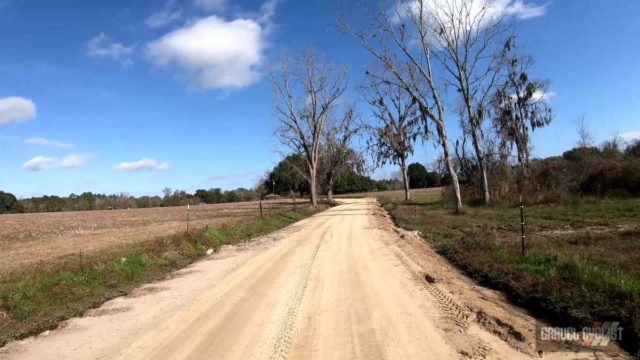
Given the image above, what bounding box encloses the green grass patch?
[206,210,311,247]
[382,193,640,353]
[0,208,319,348]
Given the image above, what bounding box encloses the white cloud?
[257,0,280,25]
[21,156,57,171]
[59,153,93,169]
[21,153,93,171]
[145,8,183,28]
[86,33,135,62]
[502,0,548,19]
[25,137,73,148]
[618,131,640,143]
[194,0,227,12]
[508,89,555,103]
[0,96,36,125]
[145,14,268,90]
[532,90,556,102]
[398,0,547,27]
[114,158,171,172]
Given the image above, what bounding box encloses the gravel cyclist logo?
[538,321,623,348]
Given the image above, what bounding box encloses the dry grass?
[0,199,302,275]
[383,193,640,353]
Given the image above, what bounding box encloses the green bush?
[0,191,22,214]
[333,172,377,194]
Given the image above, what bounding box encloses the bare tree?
[423,0,512,205]
[322,105,362,202]
[576,115,594,148]
[364,77,422,201]
[344,0,464,212]
[453,102,476,183]
[272,50,348,208]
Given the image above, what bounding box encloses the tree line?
[0,158,446,214]
[4,132,635,215]
[524,138,640,200]
[0,187,259,214]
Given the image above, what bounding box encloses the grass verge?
[382,192,640,354]
[0,208,319,347]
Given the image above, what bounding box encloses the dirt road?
[0,199,626,359]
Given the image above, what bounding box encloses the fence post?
[187,203,190,232]
[520,195,525,256]
[259,200,264,219]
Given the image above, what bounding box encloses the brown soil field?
[0,199,300,274]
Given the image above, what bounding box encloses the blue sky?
[0,0,639,198]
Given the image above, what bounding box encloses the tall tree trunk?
[463,91,491,206]
[437,122,463,213]
[327,177,334,203]
[400,157,410,202]
[309,166,318,208]
[469,126,491,205]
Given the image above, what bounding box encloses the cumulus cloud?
[145,8,183,28]
[114,158,171,172]
[22,156,57,171]
[194,0,227,12]
[145,0,279,91]
[86,33,135,65]
[25,137,73,148]
[0,96,36,125]
[21,153,92,171]
[59,153,93,169]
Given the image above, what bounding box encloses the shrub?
[0,191,22,214]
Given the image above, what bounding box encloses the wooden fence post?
[520,195,525,256]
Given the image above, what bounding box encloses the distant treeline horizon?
[2,139,638,214]
[0,164,439,214]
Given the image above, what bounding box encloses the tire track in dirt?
[385,238,473,332]
[270,232,324,360]
[380,234,494,360]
